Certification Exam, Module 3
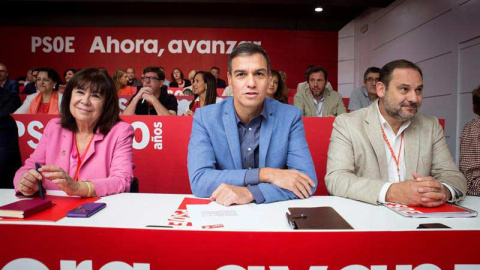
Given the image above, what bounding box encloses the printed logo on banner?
[32,36,261,58]
[167,197,211,227]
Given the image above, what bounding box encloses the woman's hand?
[40,165,80,196]
[18,169,43,196]
[184,110,194,116]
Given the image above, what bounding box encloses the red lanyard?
[73,133,95,181]
[313,98,324,116]
[381,128,404,180]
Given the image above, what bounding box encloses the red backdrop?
[0,27,338,89]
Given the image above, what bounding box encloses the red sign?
[0,224,479,269]
[0,27,338,89]
[12,115,333,195]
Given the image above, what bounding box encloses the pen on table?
[146,225,174,228]
[35,162,45,200]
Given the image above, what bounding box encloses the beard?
[382,93,419,121]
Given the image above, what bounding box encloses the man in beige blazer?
[326,59,466,206]
[294,66,346,117]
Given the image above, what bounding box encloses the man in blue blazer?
[188,43,317,206]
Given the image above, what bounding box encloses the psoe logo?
[2,258,150,270]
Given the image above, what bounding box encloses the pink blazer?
[14,118,135,197]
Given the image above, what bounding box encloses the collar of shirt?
[361,86,369,97]
[234,101,268,126]
[376,100,410,183]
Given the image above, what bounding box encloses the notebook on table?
[0,199,53,218]
[286,206,353,230]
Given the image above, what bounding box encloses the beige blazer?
[294,87,346,117]
[325,102,467,204]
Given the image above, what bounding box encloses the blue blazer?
[188,97,317,203]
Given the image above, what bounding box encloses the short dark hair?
[363,67,381,81]
[189,71,218,110]
[61,68,120,135]
[37,68,61,90]
[143,66,165,81]
[379,60,423,88]
[304,65,315,77]
[211,66,220,72]
[306,66,328,82]
[228,43,270,75]
[473,85,480,116]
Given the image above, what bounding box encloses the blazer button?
[61,150,66,156]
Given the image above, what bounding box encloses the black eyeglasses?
[366,77,379,83]
[142,76,160,82]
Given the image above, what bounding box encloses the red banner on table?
[12,114,333,195]
[0,26,338,89]
[1,195,99,222]
[0,224,479,269]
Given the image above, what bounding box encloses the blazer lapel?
[364,103,388,179]
[322,89,332,116]
[223,101,242,169]
[60,129,72,169]
[404,119,419,179]
[81,131,104,165]
[259,100,274,167]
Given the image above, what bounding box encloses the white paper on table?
[187,202,262,230]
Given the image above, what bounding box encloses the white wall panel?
[338,37,355,61]
[338,60,354,85]
[457,0,480,43]
[371,10,454,66]
[338,84,354,98]
[459,41,480,94]
[339,20,355,38]
[420,95,457,154]
[416,52,455,98]
[372,0,452,50]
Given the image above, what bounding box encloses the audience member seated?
[169,68,191,88]
[59,68,76,93]
[0,63,19,94]
[211,66,227,88]
[16,68,35,87]
[0,113,21,189]
[113,69,133,95]
[267,69,288,104]
[349,67,381,111]
[14,68,62,114]
[0,84,21,114]
[183,71,222,116]
[326,59,466,206]
[14,68,135,197]
[294,66,346,117]
[159,66,170,87]
[182,69,198,95]
[188,43,317,206]
[126,67,142,88]
[296,65,334,96]
[460,85,480,196]
[21,67,40,94]
[123,66,177,116]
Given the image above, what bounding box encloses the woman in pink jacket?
[14,68,135,197]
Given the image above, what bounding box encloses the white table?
[1,189,479,269]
